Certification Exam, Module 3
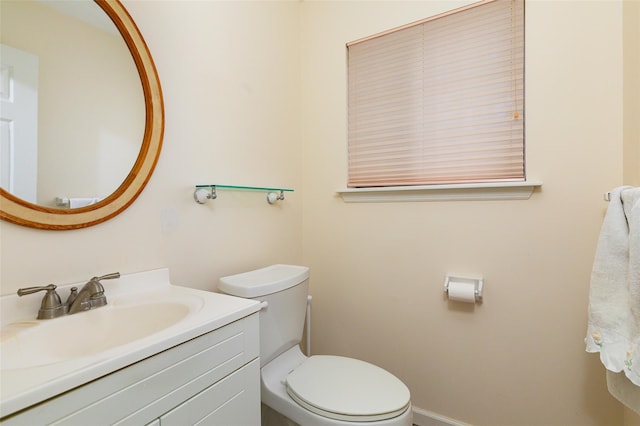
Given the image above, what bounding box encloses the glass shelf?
[195,184,294,193]
[194,184,294,205]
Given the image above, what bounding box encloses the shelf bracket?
[266,190,286,204]
[193,186,217,204]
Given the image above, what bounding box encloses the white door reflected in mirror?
[0,44,38,204]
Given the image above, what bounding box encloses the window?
[347,0,525,188]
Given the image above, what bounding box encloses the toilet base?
[261,346,413,426]
[262,403,300,426]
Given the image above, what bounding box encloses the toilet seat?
[285,355,411,422]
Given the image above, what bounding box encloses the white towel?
[586,186,640,388]
[68,197,100,208]
[607,370,640,415]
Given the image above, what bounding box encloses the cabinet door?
[160,358,260,426]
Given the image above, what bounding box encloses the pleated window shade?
[347,0,525,188]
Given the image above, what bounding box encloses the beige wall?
[300,0,629,425]
[623,0,640,187]
[0,0,636,424]
[0,1,303,293]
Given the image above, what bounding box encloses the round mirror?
[0,0,163,230]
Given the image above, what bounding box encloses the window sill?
[336,181,543,203]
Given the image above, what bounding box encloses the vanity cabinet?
[0,313,260,426]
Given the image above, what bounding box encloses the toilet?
[218,264,413,426]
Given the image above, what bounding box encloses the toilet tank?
[218,264,309,366]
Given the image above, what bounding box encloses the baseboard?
[412,406,473,426]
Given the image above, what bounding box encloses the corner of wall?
[623,0,640,186]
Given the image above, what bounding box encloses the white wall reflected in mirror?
[0,0,144,209]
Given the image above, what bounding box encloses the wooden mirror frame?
[0,0,164,230]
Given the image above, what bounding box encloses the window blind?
[347,0,524,187]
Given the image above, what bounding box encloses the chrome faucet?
[17,272,120,319]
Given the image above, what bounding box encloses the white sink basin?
[0,268,260,418]
[1,301,191,370]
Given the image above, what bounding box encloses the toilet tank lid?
[219,264,309,298]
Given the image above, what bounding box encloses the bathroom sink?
[0,268,261,418]
[1,301,191,370]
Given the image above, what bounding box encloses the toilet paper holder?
[444,275,483,303]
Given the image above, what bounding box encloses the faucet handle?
[17,284,57,296]
[84,272,118,309]
[17,284,66,319]
[94,272,120,281]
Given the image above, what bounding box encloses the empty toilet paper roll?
[447,282,476,303]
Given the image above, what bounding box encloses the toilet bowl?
[219,265,412,426]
